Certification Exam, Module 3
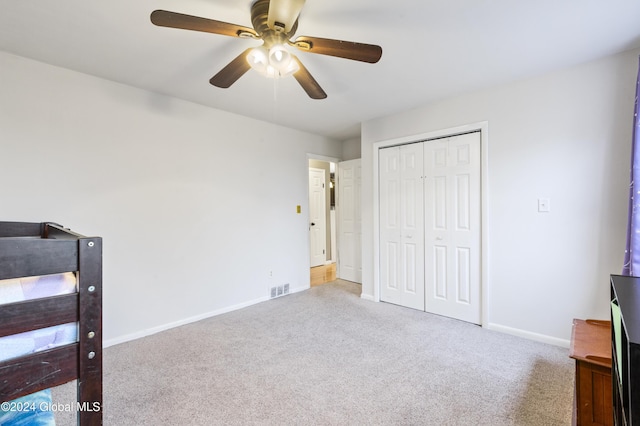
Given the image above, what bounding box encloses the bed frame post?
[77,235,103,425]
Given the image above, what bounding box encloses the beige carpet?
[53,280,574,425]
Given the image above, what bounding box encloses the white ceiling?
[1,0,640,141]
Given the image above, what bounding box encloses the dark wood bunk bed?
[0,221,102,425]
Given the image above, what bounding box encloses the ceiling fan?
[150,0,382,99]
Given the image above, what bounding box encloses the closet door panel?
[379,144,424,310]
[379,147,402,302]
[425,132,481,324]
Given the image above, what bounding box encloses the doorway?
[309,159,336,286]
[309,166,327,268]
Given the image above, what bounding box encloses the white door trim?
[307,154,341,164]
[372,122,490,327]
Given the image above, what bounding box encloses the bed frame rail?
[0,221,43,238]
[0,344,79,400]
[0,238,78,281]
[0,293,78,337]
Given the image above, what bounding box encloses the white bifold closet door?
[424,133,481,324]
[379,132,481,324]
[379,142,425,311]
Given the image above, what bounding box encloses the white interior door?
[309,167,327,267]
[337,159,362,283]
[424,132,481,324]
[379,143,425,310]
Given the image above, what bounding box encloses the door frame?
[372,122,490,327]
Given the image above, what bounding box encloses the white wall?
[362,48,639,345]
[0,52,342,346]
[341,137,361,161]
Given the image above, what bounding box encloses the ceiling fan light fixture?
[264,65,279,78]
[248,45,298,79]
[247,46,268,65]
[280,56,300,76]
[268,44,292,72]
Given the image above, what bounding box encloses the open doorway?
[309,158,336,286]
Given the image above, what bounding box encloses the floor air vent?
[270,284,290,299]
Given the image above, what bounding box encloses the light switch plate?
[538,198,551,213]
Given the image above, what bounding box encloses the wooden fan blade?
[291,36,382,63]
[210,49,253,88]
[292,57,327,99]
[151,10,258,38]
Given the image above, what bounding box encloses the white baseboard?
[289,284,309,295]
[105,289,569,352]
[104,285,308,348]
[487,323,570,348]
[360,293,375,302]
[356,297,569,347]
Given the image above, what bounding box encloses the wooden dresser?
[570,319,613,426]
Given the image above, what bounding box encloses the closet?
[379,131,481,324]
